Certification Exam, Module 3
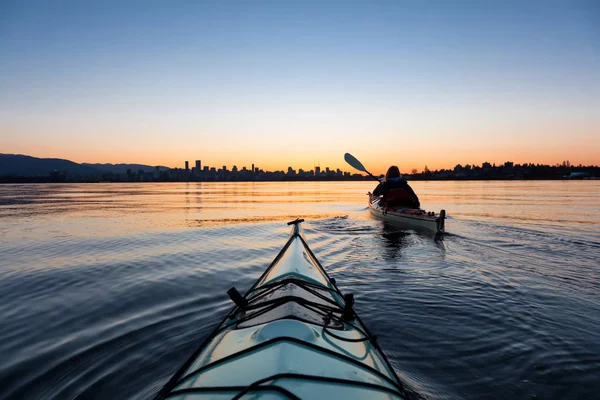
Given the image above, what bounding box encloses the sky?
[1,0,599,174]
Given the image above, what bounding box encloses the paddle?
[344,153,381,181]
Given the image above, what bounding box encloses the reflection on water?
[0,181,599,399]
[378,224,412,260]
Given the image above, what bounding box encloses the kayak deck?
[368,194,446,234]
[157,219,411,399]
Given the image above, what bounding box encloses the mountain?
[82,163,170,174]
[0,154,101,177]
[0,154,171,177]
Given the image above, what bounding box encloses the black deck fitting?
[343,293,355,321]
[227,287,248,310]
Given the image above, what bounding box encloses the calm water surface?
[1,181,599,399]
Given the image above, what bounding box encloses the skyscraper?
[195,160,201,171]
[185,161,189,171]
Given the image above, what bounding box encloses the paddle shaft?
[363,170,380,181]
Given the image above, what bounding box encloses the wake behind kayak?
[156,219,415,399]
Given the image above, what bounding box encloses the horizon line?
[2,152,599,173]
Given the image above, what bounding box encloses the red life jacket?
[382,189,417,208]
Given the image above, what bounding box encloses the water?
[0,181,598,399]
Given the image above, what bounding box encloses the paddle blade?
[344,153,366,172]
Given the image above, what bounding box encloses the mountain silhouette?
[0,154,170,177]
[0,154,100,177]
[82,163,170,174]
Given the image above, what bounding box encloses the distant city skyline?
[2,153,596,183]
[1,2,599,173]
[3,151,599,178]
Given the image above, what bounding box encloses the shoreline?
[1,177,597,184]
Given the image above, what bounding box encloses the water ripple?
[0,182,599,399]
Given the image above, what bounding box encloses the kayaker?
[372,166,420,209]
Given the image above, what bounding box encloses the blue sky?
[1,0,598,171]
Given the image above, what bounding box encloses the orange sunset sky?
[1,2,599,176]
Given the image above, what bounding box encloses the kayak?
[156,219,414,400]
[368,193,446,234]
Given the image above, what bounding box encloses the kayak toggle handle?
[343,293,355,321]
[227,287,248,310]
[287,218,305,226]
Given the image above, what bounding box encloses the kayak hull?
[368,193,446,234]
[157,220,412,399]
